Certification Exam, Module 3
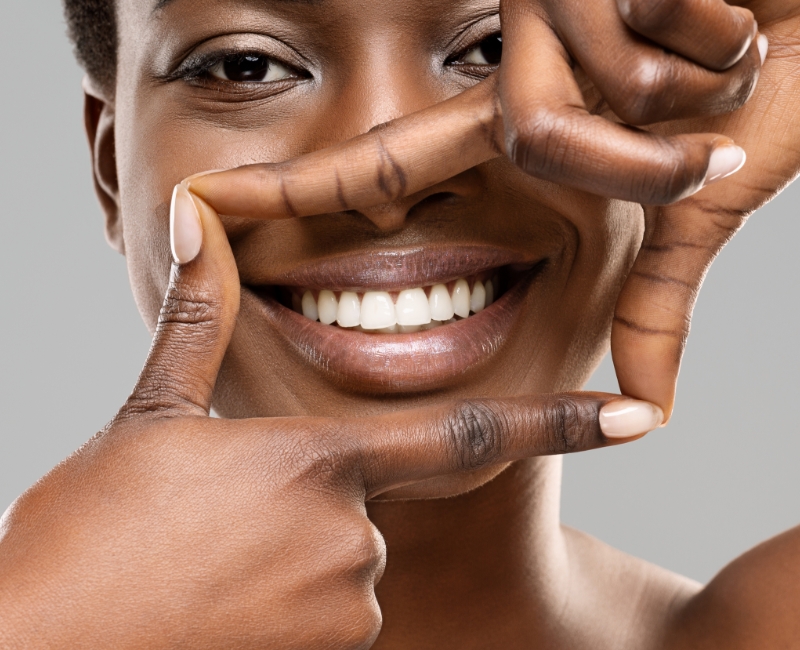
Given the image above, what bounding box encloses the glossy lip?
[237,245,539,292]
[244,261,545,393]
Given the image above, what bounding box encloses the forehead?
[119,0,500,37]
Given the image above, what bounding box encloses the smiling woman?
[2,0,800,648]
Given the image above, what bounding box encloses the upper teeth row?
[295,278,495,332]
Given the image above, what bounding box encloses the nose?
[307,43,479,231]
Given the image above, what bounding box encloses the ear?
[83,76,124,255]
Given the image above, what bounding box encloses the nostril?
[407,192,458,219]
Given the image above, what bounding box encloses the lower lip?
[245,266,542,393]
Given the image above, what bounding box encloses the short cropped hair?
[63,0,116,91]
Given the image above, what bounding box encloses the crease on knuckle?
[620,56,672,125]
[505,108,582,180]
[543,397,593,454]
[444,400,505,471]
[159,283,219,329]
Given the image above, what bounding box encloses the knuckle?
[159,280,220,330]
[618,56,673,125]
[444,399,505,471]
[542,396,599,454]
[618,0,683,33]
[505,107,582,180]
[336,520,386,582]
[338,598,383,650]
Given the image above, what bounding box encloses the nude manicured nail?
[170,184,203,265]
[704,145,746,186]
[757,34,769,65]
[599,399,663,439]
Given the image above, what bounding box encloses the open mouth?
[242,247,547,392]
[274,267,522,333]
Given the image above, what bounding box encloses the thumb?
[120,185,240,419]
[610,181,747,421]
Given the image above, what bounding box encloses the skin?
[1,0,799,648]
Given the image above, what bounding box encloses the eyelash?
[172,32,502,87]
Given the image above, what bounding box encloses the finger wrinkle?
[641,241,713,253]
[334,169,350,212]
[631,270,695,291]
[613,315,684,338]
[375,135,408,202]
[278,175,299,218]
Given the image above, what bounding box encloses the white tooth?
[318,290,338,325]
[336,291,361,328]
[360,291,396,330]
[301,291,319,321]
[485,280,494,306]
[428,284,455,321]
[292,293,302,313]
[379,324,399,334]
[470,280,486,313]
[422,320,443,330]
[398,324,421,333]
[452,279,470,318]
[395,288,431,326]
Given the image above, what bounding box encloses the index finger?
[349,393,663,497]
[186,78,504,220]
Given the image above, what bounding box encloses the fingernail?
[704,144,746,186]
[170,184,203,265]
[599,399,663,439]
[757,34,768,65]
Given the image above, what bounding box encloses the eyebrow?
[154,0,320,10]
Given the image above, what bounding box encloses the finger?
[610,193,747,420]
[499,6,748,204]
[351,393,663,496]
[186,78,504,220]
[119,186,240,419]
[617,0,758,71]
[556,13,762,125]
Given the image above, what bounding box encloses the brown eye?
[209,54,293,83]
[461,34,502,66]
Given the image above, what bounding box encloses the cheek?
[113,89,313,332]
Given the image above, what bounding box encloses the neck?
[367,457,567,648]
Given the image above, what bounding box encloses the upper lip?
[238,245,540,291]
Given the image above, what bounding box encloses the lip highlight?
[245,261,544,393]
[237,245,539,292]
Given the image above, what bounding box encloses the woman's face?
[109,0,642,494]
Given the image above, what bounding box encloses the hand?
[186,1,797,420]
[0,188,659,649]
[609,0,800,415]
[499,0,764,203]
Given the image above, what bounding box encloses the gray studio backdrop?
[1,2,798,585]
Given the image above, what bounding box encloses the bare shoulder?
[663,524,800,650]
[562,524,800,650]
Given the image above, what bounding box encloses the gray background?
[1,2,797,585]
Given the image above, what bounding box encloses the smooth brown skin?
[1,1,800,649]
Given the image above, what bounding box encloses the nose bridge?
[312,33,469,232]
[334,33,436,139]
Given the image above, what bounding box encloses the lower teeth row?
[291,276,498,333]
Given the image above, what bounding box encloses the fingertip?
[704,144,746,187]
[170,184,203,265]
[599,398,664,440]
